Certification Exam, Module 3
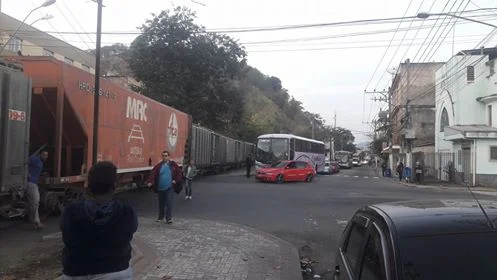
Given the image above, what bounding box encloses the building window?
[440,107,449,132]
[64,57,73,65]
[467,65,475,83]
[7,36,22,53]
[489,105,493,127]
[82,64,90,71]
[43,49,54,57]
[490,146,497,161]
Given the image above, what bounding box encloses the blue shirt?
[158,163,172,191]
[28,155,44,183]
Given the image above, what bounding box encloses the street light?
[29,14,54,26]
[417,12,497,29]
[0,0,57,54]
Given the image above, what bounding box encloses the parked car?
[334,199,497,280]
[256,160,316,183]
[322,160,340,174]
[352,158,361,167]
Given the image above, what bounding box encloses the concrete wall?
[391,62,443,148]
[476,139,497,174]
[436,55,492,126]
[411,107,435,147]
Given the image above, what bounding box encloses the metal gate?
[462,148,471,183]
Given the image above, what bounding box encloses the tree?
[331,127,356,152]
[127,6,247,132]
[89,43,134,77]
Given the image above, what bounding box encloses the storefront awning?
[444,125,497,141]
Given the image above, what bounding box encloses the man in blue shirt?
[27,150,48,229]
[147,151,182,224]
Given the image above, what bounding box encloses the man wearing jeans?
[147,151,182,224]
[27,150,48,229]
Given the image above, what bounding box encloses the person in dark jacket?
[245,154,253,178]
[146,150,183,224]
[60,161,138,279]
[397,161,404,182]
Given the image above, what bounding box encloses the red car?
[256,160,316,183]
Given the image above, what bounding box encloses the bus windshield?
[256,138,289,164]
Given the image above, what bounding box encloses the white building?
[435,47,497,187]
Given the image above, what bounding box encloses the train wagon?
[2,57,191,214]
[190,125,255,174]
[0,62,31,218]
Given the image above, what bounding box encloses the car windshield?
[399,232,497,279]
[270,161,288,168]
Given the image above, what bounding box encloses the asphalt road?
[119,165,493,279]
[1,165,493,279]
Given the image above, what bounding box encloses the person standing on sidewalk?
[381,161,387,177]
[60,161,138,279]
[27,150,48,230]
[184,159,197,200]
[147,151,182,224]
[396,161,404,182]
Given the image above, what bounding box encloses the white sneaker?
[188,196,192,200]
[185,196,189,200]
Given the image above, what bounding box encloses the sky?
[3,0,497,143]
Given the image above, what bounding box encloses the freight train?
[0,57,254,219]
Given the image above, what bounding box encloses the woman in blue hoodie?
[60,161,138,279]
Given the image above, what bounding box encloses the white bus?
[255,134,326,172]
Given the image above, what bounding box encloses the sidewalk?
[373,167,497,196]
[131,217,301,280]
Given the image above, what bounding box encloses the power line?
[60,0,95,45]
[244,40,482,52]
[3,8,496,37]
[373,0,430,90]
[391,0,463,98]
[54,1,93,51]
[364,0,415,92]
[397,0,472,98]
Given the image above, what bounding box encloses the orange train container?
[16,57,191,185]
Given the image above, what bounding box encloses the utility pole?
[331,111,336,158]
[92,0,103,166]
[388,85,393,173]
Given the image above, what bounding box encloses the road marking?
[363,176,369,179]
[354,176,359,178]
[373,177,380,179]
[343,175,349,177]
[337,220,348,225]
